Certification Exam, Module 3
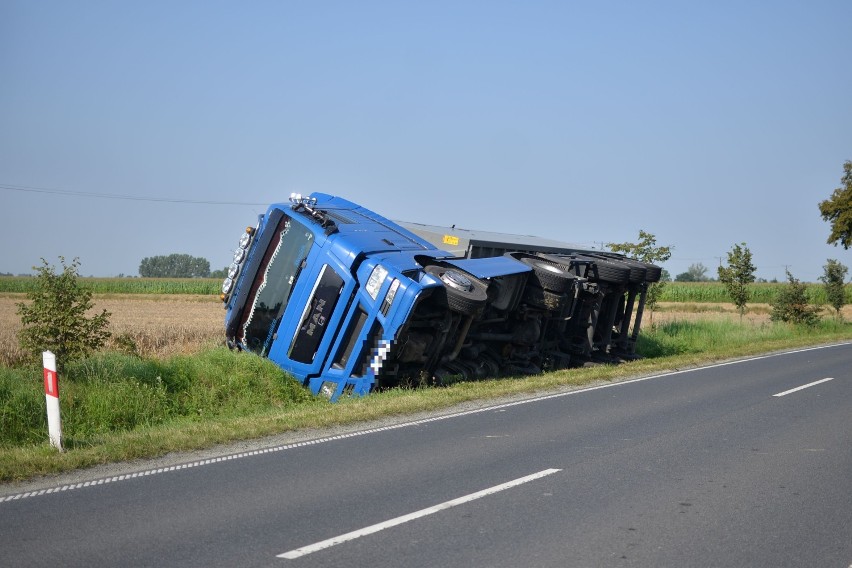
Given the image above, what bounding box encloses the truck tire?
[573,255,630,285]
[424,266,488,316]
[612,258,647,284]
[642,263,662,283]
[518,257,574,294]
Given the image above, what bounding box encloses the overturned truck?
[221,193,661,400]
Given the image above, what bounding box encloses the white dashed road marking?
[277,468,562,559]
[773,377,834,397]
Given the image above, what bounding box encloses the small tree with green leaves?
[717,242,756,319]
[819,258,848,321]
[770,270,820,326]
[16,257,111,367]
[608,229,673,315]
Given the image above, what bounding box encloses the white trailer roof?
[396,220,600,258]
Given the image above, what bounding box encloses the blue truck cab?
[222,193,532,400]
[222,193,661,400]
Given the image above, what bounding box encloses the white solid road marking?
[773,377,834,397]
[277,468,562,560]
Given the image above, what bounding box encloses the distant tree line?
[139,254,212,278]
[675,263,713,282]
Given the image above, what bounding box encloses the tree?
[608,230,673,265]
[139,254,211,278]
[818,160,852,249]
[819,258,849,321]
[675,262,710,282]
[717,242,756,319]
[210,266,229,279]
[770,271,820,326]
[608,229,673,313]
[16,257,111,367]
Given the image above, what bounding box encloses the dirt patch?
[650,302,852,326]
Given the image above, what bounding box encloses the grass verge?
[2,318,851,483]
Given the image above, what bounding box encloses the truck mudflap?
[436,255,531,279]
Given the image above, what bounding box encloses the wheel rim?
[441,270,474,292]
[536,262,563,274]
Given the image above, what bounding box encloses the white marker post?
[42,351,62,451]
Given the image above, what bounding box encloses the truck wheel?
[424,266,488,316]
[613,258,647,284]
[518,257,574,294]
[574,256,630,285]
[642,263,662,283]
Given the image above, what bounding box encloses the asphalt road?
[2,343,851,567]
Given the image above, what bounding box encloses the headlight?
[387,278,400,300]
[239,232,252,249]
[228,262,240,279]
[365,265,389,300]
[380,279,400,316]
[233,248,246,263]
[222,277,234,295]
[385,279,400,305]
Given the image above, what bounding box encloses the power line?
[0,182,269,206]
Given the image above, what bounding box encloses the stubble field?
[652,301,852,325]
[0,294,224,366]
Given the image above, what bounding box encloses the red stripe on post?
[44,368,58,398]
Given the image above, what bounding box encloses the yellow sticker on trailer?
[442,234,460,246]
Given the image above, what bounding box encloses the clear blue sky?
[2,1,850,281]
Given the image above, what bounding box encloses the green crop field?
[2,277,850,304]
[659,282,852,304]
[0,277,221,295]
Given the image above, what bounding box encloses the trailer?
[221,193,661,400]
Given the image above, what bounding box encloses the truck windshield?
[240,214,314,355]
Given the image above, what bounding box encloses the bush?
[16,258,111,368]
[819,259,849,320]
[770,271,820,326]
[717,243,756,318]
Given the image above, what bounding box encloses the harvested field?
[0,294,223,366]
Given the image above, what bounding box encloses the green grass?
[1,350,313,463]
[2,318,851,482]
[635,318,850,357]
[0,277,221,295]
